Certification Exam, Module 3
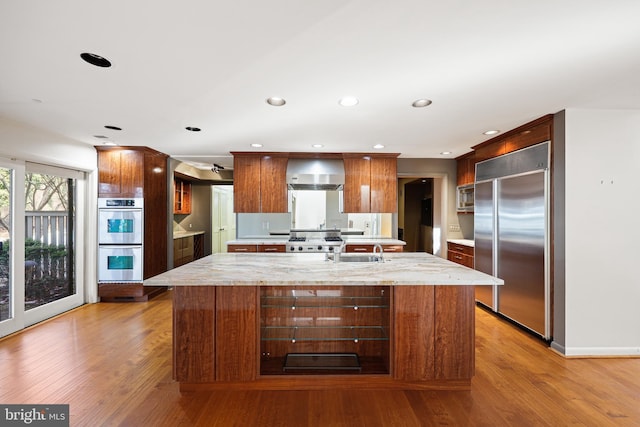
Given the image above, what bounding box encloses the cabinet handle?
[264,248,278,252]
[234,248,248,252]
[454,255,463,260]
[353,248,367,252]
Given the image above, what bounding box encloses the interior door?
[212,186,235,253]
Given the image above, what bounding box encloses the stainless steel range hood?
[286,158,345,190]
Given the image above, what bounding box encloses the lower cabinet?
[227,244,286,253]
[173,235,194,267]
[345,244,404,253]
[447,242,474,268]
[174,234,205,267]
[172,284,475,389]
[227,244,258,253]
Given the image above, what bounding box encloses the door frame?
[396,173,448,258]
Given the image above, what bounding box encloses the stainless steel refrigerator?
[474,142,550,339]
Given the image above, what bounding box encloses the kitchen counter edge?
[144,252,502,287]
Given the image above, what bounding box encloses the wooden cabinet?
[174,235,194,267]
[232,153,288,213]
[260,156,288,213]
[174,233,205,267]
[343,154,398,213]
[173,178,191,214]
[345,244,404,253]
[96,146,169,301]
[456,152,476,186]
[97,148,144,197]
[227,244,258,253]
[228,243,285,253]
[258,244,286,253]
[173,283,475,389]
[472,115,553,163]
[447,242,474,269]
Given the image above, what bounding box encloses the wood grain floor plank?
[1,290,639,426]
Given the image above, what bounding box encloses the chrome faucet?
[373,243,384,262]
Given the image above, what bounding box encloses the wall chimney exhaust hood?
[286,158,345,190]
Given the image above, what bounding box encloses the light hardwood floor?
[1,290,638,426]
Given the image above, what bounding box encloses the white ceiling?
[1,1,639,170]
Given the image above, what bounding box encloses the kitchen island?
[144,252,502,391]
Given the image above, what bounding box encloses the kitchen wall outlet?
[189,223,192,229]
[449,224,460,232]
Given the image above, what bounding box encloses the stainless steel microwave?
[456,184,474,212]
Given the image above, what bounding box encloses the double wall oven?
[97,198,144,283]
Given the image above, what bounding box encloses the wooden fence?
[25,211,69,247]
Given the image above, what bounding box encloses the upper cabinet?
[456,115,554,187]
[455,152,476,186]
[97,148,144,197]
[472,115,553,163]
[174,177,192,214]
[232,153,288,213]
[343,154,399,213]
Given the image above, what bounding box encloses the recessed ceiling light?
[104,125,122,131]
[312,144,324,148]
[80,52,112,68]
[483,130,500,135]
[440,151,452,155]
[338,96,359,107]
[266,97,286,106]
[251,143,263,148]
[185,127,201,132]
[32,98,43,103]
[412,99,432,108]
[93,135,109,139]
[373,144,385,149]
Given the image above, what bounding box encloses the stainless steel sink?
[335,254,384,263]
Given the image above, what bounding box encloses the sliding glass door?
[0,158,85,337]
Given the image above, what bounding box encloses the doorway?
[400,178,433,253]
[397,175,446,256]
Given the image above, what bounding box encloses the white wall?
[555,108,640,356]
[0,116,96,171]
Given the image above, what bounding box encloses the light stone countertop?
[144,252,502,287]
[226,237,406,245]
[173,230,205,239]
[447,239,475,247]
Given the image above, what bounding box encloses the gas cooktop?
[287,230,343,253]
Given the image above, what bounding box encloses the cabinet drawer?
[345,244,374,253]
[345,244,404,253]
[447,251,474,268]
[227,244,258,253]
[447,243,474,256]
[258,244,286,253]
